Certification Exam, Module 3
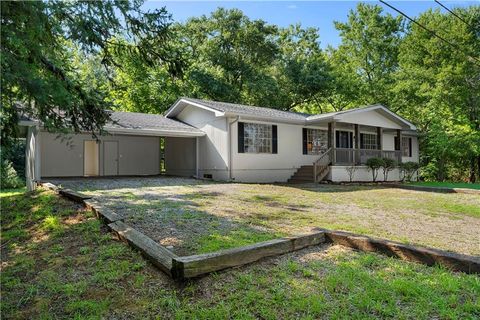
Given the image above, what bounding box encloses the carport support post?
[195,137,199,178]
[25,125,40,191]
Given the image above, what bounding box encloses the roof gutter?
[104,127,205,137]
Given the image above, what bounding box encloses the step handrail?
[313,148,332,182]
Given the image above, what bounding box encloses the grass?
[54,178,480,256]
[408,181,480,190]
[2,187,479,319]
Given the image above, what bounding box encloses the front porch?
[305,121,413,183]
[327,122,405,165]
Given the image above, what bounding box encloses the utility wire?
[434,0,476,30]
[379,0,480,66]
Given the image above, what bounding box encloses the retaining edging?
[322,229,480,274]
[109,220,177,276]
[83,199,123,223]
[386,183,480,194]
[171,232,326,279]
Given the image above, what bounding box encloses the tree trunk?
[471,156,477,183]
[436,158,445,182]
[477,155,480,182]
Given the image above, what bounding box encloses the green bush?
[7,140,26,179]
[380,158,396,181]
[1,160,24,189]
[399,162,420,182]
[366,157,383,182]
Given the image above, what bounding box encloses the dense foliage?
[1,0,181,145]
[1,2,479,182]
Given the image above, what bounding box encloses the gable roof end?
[306,105,416,130]
[165,97,309,123]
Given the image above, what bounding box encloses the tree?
[326,3,403,110]
[107,8,331,114]
[1,0,182,146]
[273,25,330,111]
[394,7,480,182]
[180,8,279,104]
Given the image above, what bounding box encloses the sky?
[142,1,478,48]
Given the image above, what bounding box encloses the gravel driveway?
[46,177,480,257]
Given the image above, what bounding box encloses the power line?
[379,0,480,66]
[434,0,476,30]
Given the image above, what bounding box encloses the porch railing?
[334,148,402,165]
[313,147,332,182]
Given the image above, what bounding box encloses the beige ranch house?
[21,98,419,190]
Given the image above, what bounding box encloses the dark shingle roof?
[181,98,309,122]
[106,111,203,134]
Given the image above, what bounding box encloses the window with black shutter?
[239,122,276,154]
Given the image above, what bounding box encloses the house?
[20,98,419,190]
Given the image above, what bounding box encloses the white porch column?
[25,126,40,191]
[195,136,199,178]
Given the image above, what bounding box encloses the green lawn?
[1,188,480,319]
[408,181,480,190]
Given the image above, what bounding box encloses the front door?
[103,141,119,176]
[335,130,354,163]
[84,140,99,176]
[336,130,353,148]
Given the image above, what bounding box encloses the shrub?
[345,165,357,182]
[1,160,24,189]
[399,162,420,182]
[366,157,383,182]
[381,158,396,181]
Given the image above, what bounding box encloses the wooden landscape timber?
[83,199,123,223]
[58,188,92,203]
[171,232,326,279]
[108,220,177,276]
[322,229,480,274]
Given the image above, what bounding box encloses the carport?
[20,111,205,191]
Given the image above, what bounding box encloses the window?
[360,133,377,150]
[240,122,275,154]
[305,129,327,155]
[402,137,412,157]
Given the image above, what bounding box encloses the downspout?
[228,116,240,181]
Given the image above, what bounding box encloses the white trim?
[195,137,199,178]
[227,114,305,125]
[104,127,205,137]
[165,98,225,118]
[18,120,39,126]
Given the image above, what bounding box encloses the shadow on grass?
[2,188,479,319]
[68,187,284,256]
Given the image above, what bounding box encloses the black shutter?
[302,128,308,154]
[238,122,244,153]
[272,125,278,154]
[394,137,399,151]
[335,130,340,148]
[408,137,412,157]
